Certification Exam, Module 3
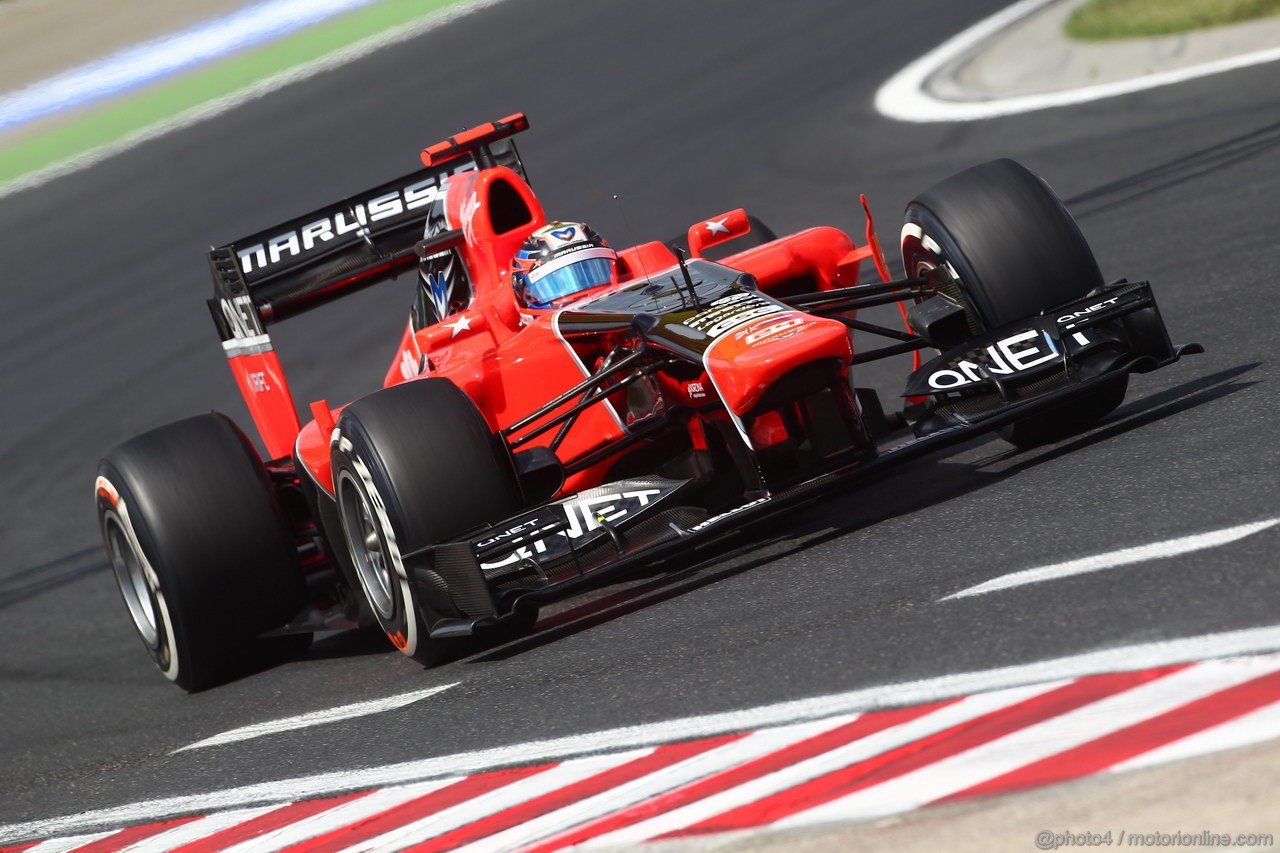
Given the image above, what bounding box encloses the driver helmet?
[512,222,618,309]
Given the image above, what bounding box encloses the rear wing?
[208,113,529,333]
[205,113,530,459]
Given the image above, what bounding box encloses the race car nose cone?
[704,313,852,416]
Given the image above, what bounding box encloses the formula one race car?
[95,114,1199,690]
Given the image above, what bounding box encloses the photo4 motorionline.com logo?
[1035,829,1274,849]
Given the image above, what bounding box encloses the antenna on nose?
[673,246,703,310]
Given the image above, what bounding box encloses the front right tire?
[902,159,1128,448]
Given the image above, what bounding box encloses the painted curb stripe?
[452,725,847,853]
[355,754,661,853]
[166,793,370,853]
[219,783,452,853]
[521,703,952,852]
[16,833,113,853]
[409,737,741,853]
[7,656,1280,850]
[274,764,546,853]
[946,667,1280,801]
[679,667,1182,835]
[120,808,281,853]
[779,660,1267,828]
[1113,695,1280,772]
[12,635,1280,848]
[15,653,1280,845]
[67,818,199,853]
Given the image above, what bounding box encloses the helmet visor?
[523,250,616,307]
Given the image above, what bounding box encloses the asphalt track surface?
[1,0,1278,835]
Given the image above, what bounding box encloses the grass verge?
[1065,0,1280,40]
[0,0,463,190]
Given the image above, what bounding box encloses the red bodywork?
[227,115,892,499]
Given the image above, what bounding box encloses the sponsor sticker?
[478,485,673,571]
[685,292,788,338]
[927,329,1060,390]
[734,314,810,346]
[234,163,473,275]
[1057,296,1121,328]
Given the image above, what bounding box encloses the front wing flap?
[903,281,1201,431]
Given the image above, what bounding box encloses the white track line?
[941,518,1278,601]
[0,0,514,203]
[172,683,457,753]
[23,832,115,853]
[874,0,1280,122]
[779,657,1279,827]
[942,512,1280,596]
[9,630,1280,845]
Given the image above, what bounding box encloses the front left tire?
[95,413,307,691]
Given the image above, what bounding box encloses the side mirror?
[686,208,751,258]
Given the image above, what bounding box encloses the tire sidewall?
[331,420,430,660]
[96,464,186,683]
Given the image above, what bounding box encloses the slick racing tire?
[330,378,524,667]
[95,414,308,692]
[902,159,1127,448]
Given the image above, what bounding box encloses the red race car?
[95,114,1199,690]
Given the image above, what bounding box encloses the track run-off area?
[1,0,1278,849]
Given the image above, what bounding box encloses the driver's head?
[511,222,618,309]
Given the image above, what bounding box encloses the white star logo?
[445,314,472,339]
[705,217,731,235]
